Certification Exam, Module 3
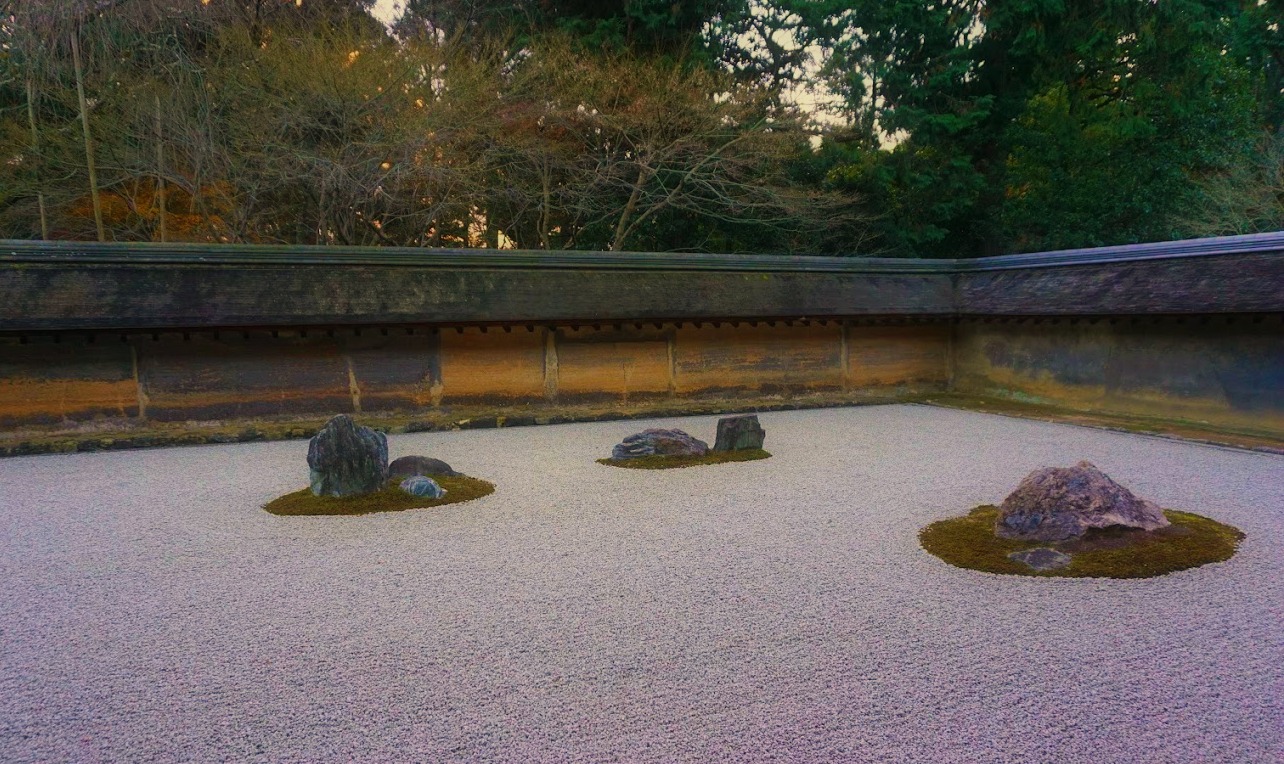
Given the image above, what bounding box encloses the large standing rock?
[389,455,458,478]
[713,414,766,452]
[995,461,1170,542]
[611,428,709,460]
[307,415,388,497]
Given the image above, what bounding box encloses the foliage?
[1187,132,1284,237]
[1,0,1280,254]
[794,0,1276,257]
[396,0,743,57]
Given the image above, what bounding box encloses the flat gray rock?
[306,414,388,497]
[713,414,766,452]
[1008,547,1073,571]
[611,428,708,459]
[996,460,1170,542]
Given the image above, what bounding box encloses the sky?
[371,0,401,25]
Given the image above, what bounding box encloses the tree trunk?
[155,95,167,243]
[25,79,49,241]
[71,28,106,242]
[612,166,649,251]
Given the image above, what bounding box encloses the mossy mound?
[264,474,495,516]
[920,505,1244,579]
[597,449,772,470]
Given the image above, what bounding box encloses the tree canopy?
[1,0,1279,255]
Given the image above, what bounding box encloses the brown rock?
[611,429,708,459]
[995,461,1170,542]
[389,455,458,478]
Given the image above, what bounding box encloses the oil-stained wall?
[0,321,952,428]
[0,336,139,426]
[953,317,1284,435]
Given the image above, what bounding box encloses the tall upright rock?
[713,414,766,452]
[307,415,388,497]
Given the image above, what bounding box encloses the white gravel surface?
[1,404,1281,763]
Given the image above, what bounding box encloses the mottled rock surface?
[307,415,388,497]
[713,414,766,452]
[389,455,458,478]
[1008,548,1073,571]
[399,476,446,499]
[611,429,709,460]
[996,460,1170,542]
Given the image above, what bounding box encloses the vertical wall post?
[543,327,559,400]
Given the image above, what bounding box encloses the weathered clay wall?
[0,322,952,429]
[953,317,1284,436]
[1,233,1281,444]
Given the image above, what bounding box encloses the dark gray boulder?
[389,455,458,478]
[713,414,766,452]
[307,415,388,497]
[995,461,1170,542]
[400,476,446,499]
[611,428,708,459]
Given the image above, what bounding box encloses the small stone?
[713,414,766,452]
[996,460,1170,542]
[400,476,446,499]
[611,428,708,460]
[389,455,458,478]
[307,414,388,498]
[1008,547,1073,571]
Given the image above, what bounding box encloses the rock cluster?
[713,414,765,452]
[307,415,388,497]
[611,429,709,459]
[389,455,458,478]
[995,460,1170,542]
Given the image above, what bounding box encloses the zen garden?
[0,2,1281,763]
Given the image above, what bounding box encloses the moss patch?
[597,449,772,470]
[919,505,1245,579]
[264,474,495,516]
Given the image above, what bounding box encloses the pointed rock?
[996,461,1170,542]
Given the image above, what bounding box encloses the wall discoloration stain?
[137,333,353,421]
[439,327,546,403]
[555,326,671,401]
[847,325,951,390]
[674,323,843,394]
[954,319,1284,436]
[0,340,138,425]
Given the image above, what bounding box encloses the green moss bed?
[597,449,772,470]
[264,474,495,516]
[920,505,1245,579]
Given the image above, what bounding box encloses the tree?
[476,37,867,253]
[803,0,1266,257]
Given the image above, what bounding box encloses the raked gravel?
[1,404,1281,763]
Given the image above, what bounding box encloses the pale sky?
[371,0,401,25]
